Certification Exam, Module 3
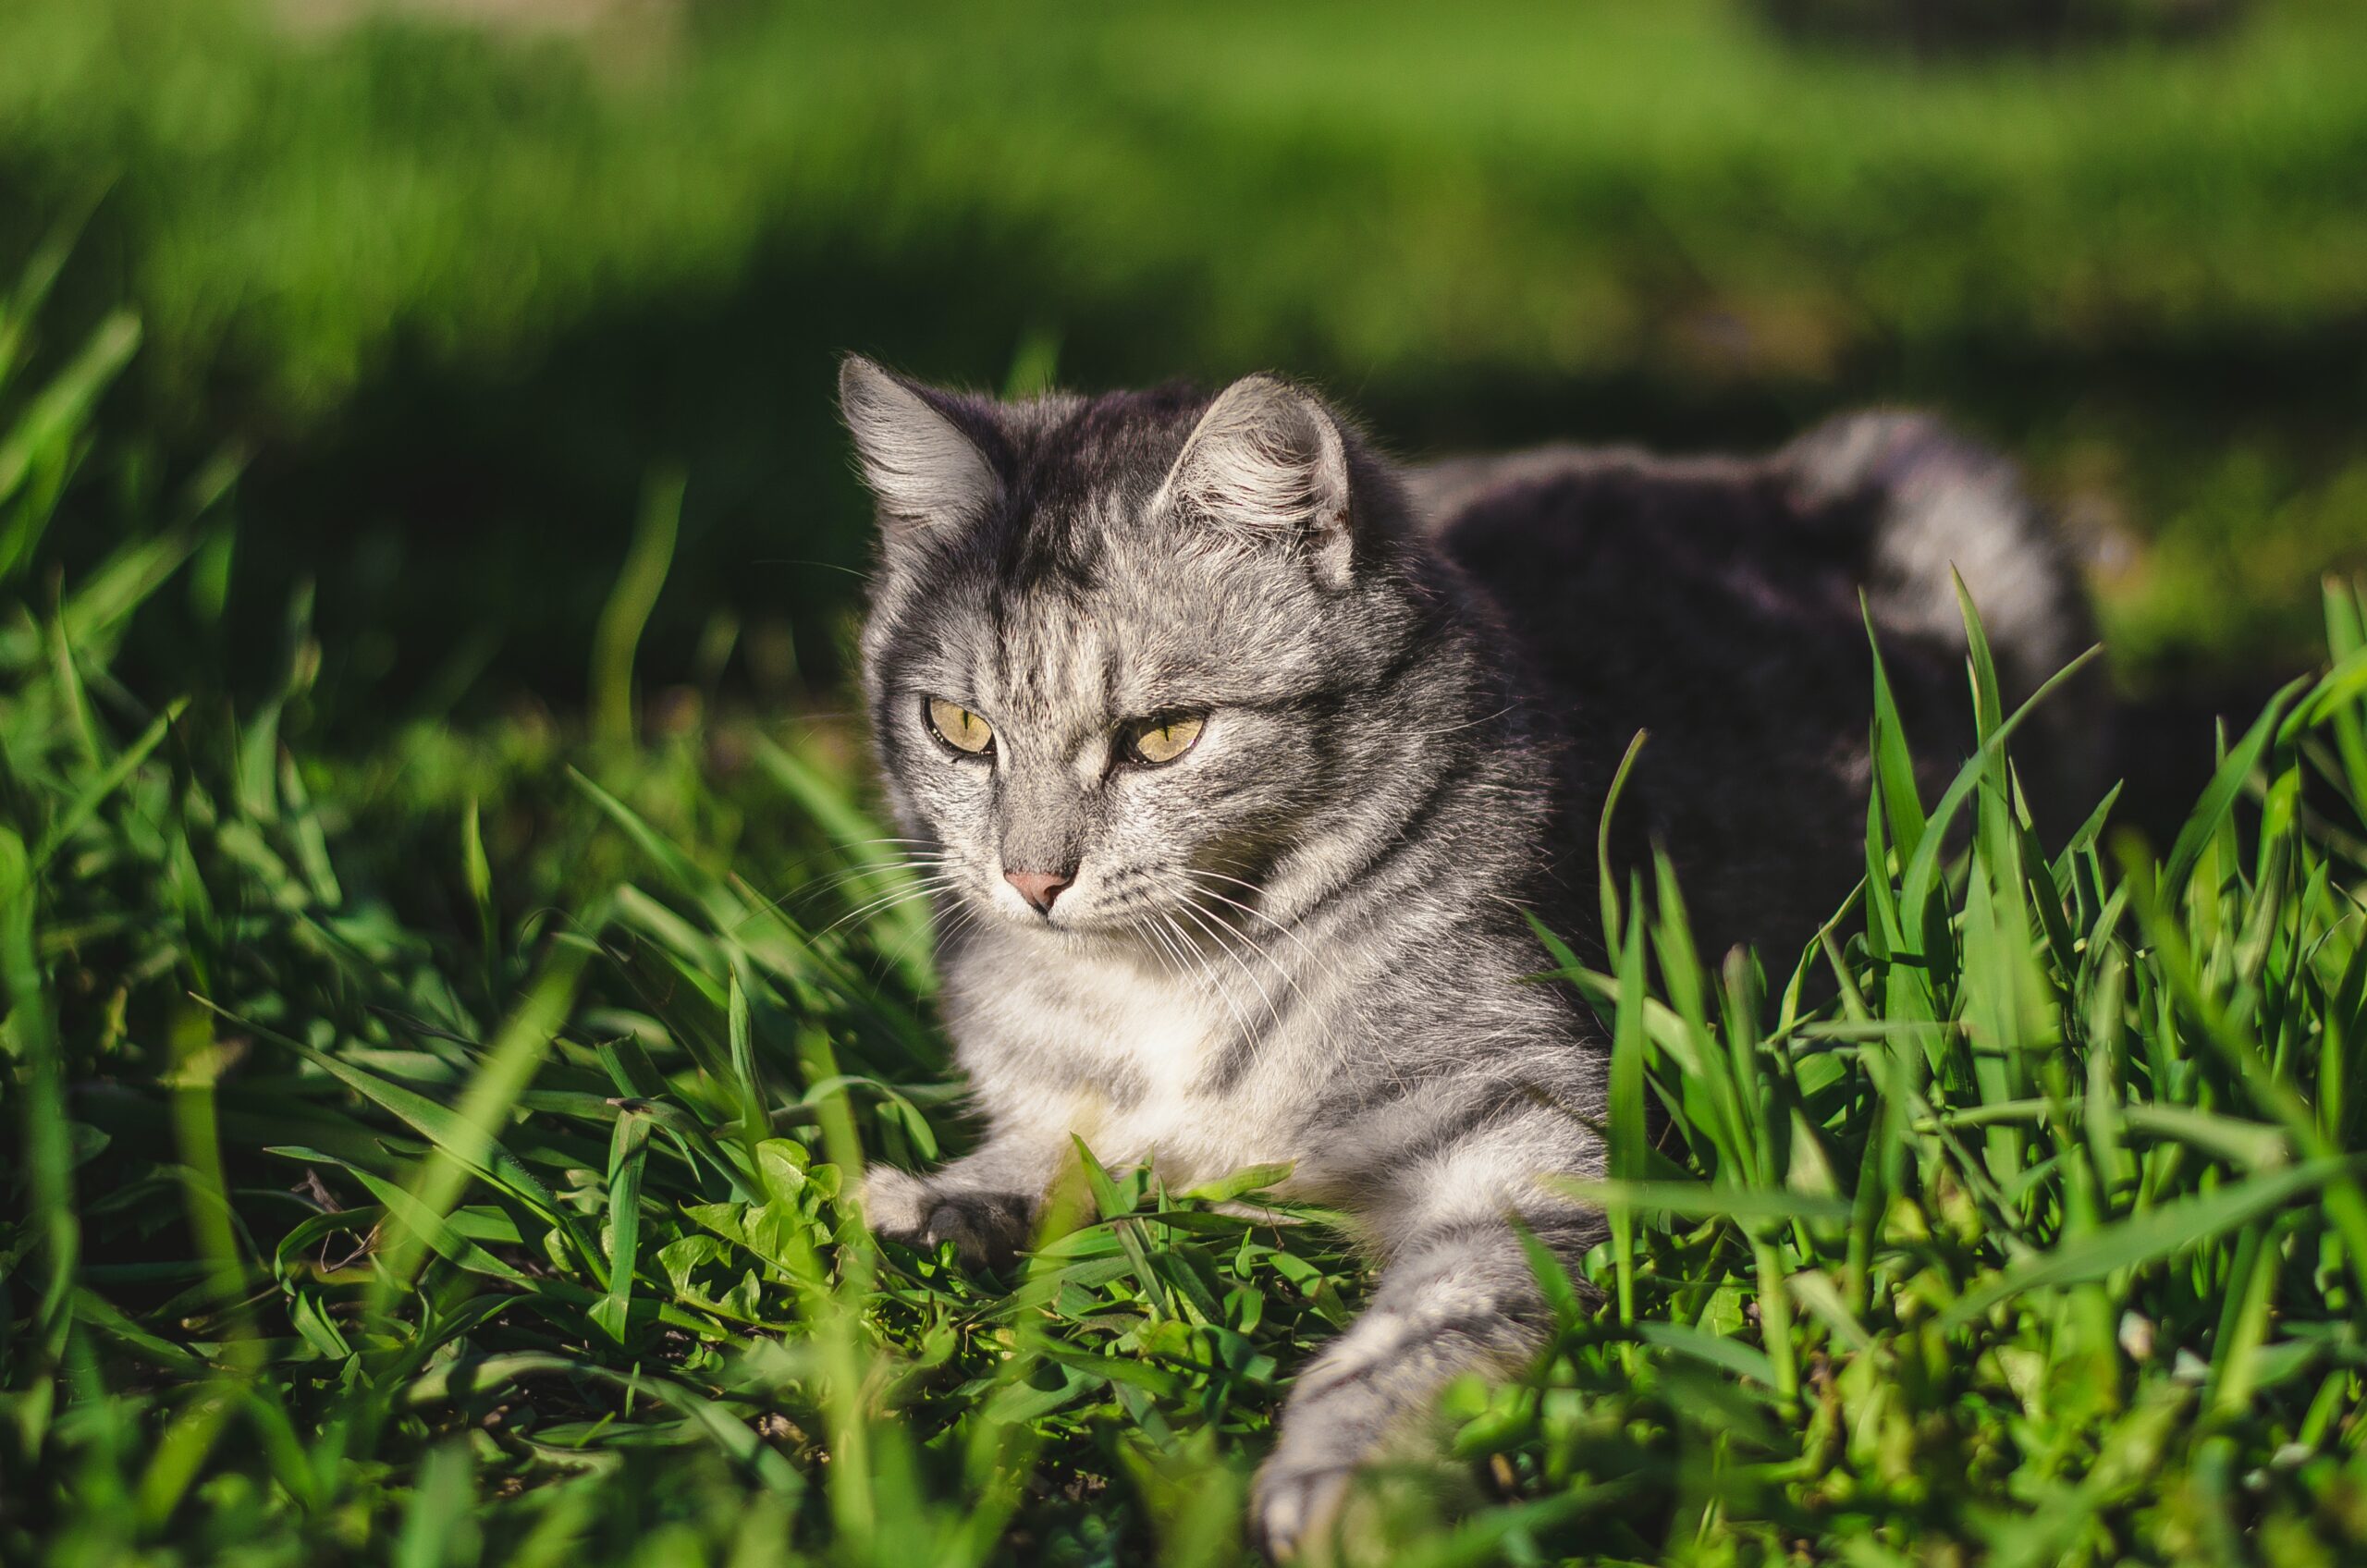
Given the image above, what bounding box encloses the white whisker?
[806,874,965,945]
[1169,889,1292,1044]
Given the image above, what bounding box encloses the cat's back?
[1408,414,2098,957]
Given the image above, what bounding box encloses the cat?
[837,357,2093,1557]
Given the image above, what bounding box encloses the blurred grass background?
[2,0,2362,733]
[9,6,2367,1563]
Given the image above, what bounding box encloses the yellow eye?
[1125,713,1205,766]
[926,698,995,754]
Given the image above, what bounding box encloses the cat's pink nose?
[1004,868,1073,913]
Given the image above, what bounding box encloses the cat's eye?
[925,698,995,755]
[1122,713,1205,766]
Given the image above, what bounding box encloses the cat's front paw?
[861,1165,933,1237]
[1248,1457,1353,1562]
[861,1168,1033,1268]
[914,1190,1034,1266]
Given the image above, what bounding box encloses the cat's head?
[840,357,1441,940]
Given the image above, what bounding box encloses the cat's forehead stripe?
[979,585,1117,742]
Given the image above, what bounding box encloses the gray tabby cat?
[838,358,2091,1557]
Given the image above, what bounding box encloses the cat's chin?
[984,903,1153,948]
[1000,908,1124,939]
[973,897,1096,936]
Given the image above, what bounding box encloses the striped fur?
[839,358,2091,1556]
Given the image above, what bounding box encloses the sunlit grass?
[6,254,2367,1566]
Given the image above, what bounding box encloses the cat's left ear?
[1157,375,1357,591]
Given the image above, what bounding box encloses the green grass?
[7,255,2367,1564]
[10,0,2366,413]
[4,0,2364,690]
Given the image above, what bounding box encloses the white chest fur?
[945,933,1304,1190]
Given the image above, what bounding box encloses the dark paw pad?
[918,1191,1033,1267]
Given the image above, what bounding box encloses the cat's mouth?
[978,882,1174,941]
[964,859,1272,944]
[989,889,1148,937]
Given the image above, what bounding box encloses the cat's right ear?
[838,356,1003,536]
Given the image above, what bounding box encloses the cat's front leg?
[1251,1154,1601,1558]
[862,1135,1062,1268]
